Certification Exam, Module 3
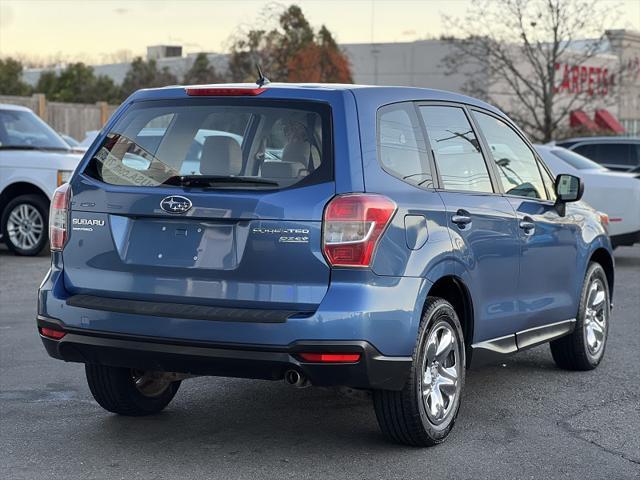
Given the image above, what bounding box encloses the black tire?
[1,194,49,256]
[550,262,610,371]
[373,297,465,447]
[85,364,181,416]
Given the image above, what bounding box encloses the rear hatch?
[64,95,334,314]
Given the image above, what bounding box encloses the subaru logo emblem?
[160,195,192,214]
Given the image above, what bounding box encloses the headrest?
[200,136,242,176]
[261,161,306,179]
[282,141,311,169]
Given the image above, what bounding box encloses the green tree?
[35,70,58,97]
[183,53,223,84]
[316,25,353,83]
[94,75,121,104]
[120,57,178,98]
[228,4,352,83]
[0,58,31,96]
[34,63,119,104]
[277,5,315,65]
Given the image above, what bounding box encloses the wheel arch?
[589,247,615,300]
[0,182,50,220]
[426,275,474,354]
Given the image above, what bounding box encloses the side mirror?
[555,174,583,203]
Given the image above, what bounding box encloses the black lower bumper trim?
[65,294,310,323]
[37,316,411,391]
[611,230,640,248]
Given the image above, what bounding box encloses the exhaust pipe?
[284,369,309,388]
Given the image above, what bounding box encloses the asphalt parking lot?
[1,245,638,479]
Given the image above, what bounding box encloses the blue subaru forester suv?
[38,83,614,446]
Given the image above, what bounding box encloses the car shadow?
[69,346,577,456]
[0,244,50,258]
[613,250,640,268]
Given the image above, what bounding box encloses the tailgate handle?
[175,228,188,237]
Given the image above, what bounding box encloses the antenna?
[256,64,271,87]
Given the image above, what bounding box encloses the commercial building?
[22,45,229,87]
[342,30,640,136]
[21,31,640,136]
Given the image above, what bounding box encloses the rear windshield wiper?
[164,175,279,188]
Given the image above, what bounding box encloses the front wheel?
[373,297,465,447]
[85,365,181,416]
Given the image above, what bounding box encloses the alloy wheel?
[421,322,461,425]
[584,278,607,356]
[6,203,44,251]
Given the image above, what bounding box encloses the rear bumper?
[611,230,640,248]
[38,262,430,357]
[38,315,412,391]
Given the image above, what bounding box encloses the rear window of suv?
[84,99,331,190]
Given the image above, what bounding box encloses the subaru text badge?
[160,195,192,214]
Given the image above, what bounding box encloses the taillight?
[298,353,361,363]
[185,87,266,96]
[322,194,396,267]
[49,183,71,251]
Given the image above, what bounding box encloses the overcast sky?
[1,0,639,64]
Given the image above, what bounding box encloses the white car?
[79,130,99,150]
[536,144,640,248]
[0,104,83,255]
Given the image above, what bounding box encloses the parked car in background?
[59,133,80,148]
[536,145,640,248]
[38,83,614,447]
[555,136,640,172]
[59,133,89,154]
[0,104,83,255]
[78,130,99,150]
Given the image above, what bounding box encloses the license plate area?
[124,219,237,269]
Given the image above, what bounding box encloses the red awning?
[594,109,625,134]
[570,110,599,131]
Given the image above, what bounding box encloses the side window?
[419,105,493,193]
[472,111,547,199]
[378,103,433,188]
[573,143,600,161]
[600,143,633,166]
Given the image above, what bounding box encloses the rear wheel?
[85,364,181,416]
[1,194,49,256]
[550,262,610,370]
[373,297,465,447]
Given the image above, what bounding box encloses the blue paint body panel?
[38,83,614,364]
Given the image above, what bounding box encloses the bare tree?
[442,0,623,142]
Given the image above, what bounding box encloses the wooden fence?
[0,94,118,141]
